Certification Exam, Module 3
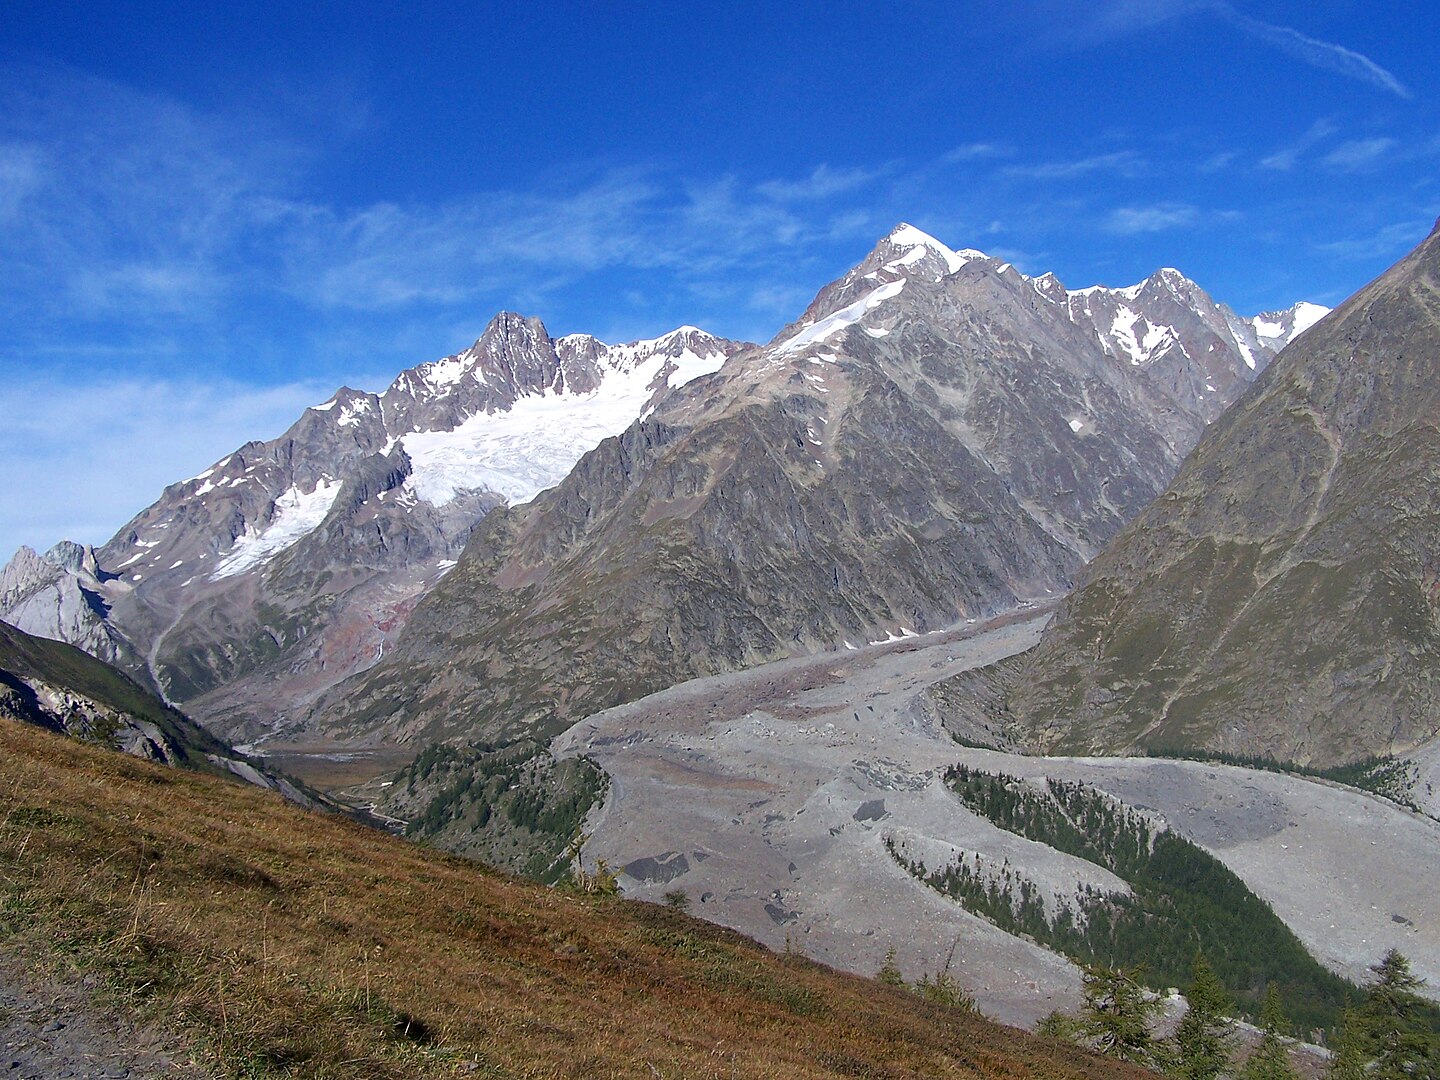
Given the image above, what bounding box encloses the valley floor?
[553,605,1440,1026]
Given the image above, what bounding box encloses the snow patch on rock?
[778,280,906,355]
[402,336,727,508]
[212,478,343,579]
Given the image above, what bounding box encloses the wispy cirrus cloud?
[1217,6,1412,100]
[0,64,889,360]
[1067,1,1411,99]
[944,142,1013,163]
[0,66,307,336]
[1003,150,1147,180]
[755,164,884,202]
[1315,219,1435,262]
[0,376,343,553]
[1105,203,1200,234]
[1320,137,1398,172]
[1260,119,1338,171]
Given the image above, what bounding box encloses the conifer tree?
[1078,964,1162,1066]
[1324,1007,1370,1080]
[1170,952,1234,1080]
[877,946,905,988]
[1240,986,1299,1080]
[1360,949,1438,1080]
[1037,1009,1083,1043]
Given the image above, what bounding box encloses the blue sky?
[2,1,1437,556]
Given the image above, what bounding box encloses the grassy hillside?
[0,719,1151,1079]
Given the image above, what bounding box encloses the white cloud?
[1260,119,1337,171]
[1199,150,1239,173]
[1105,203,1200,234]
[0,64,893,339]
[0,142,45,223]
[1219,8,1412,100]
[0,377,342,556]
[1070,2,1410,99]
[1321,138,1398,172]
[1004,151,1147,180]
[755,164,882,202]
[1315,220,1433,262]
[944,142,1013,163]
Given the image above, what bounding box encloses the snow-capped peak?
[777,279,906,355]
[398,324,734,509]
[1290,301,1330,334]
[1249,301,1331,349]
[882,223,983,277]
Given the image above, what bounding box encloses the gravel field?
[555,606,1440,1026]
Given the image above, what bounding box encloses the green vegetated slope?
[891,767,1391,1034]
[387,740,608,882]
[0,719,1154,1080]
[1010,220,1440,766]
[0,617,229,765]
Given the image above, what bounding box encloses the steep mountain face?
[1009,220,1440,767]
[0,542,140,674]
[1,321,745,744]
[316,224,1322,748]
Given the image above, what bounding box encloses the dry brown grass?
[0,720,1151,1078]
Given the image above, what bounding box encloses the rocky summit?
[1009,219,1440,767]
[313,224,1322,748]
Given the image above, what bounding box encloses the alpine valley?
[0,224,1322,750]
[7,221,1440,1061]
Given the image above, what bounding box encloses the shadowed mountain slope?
[1010,220,1440,765]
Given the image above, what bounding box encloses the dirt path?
[0,944,208,1079]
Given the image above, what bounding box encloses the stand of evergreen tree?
[914,765,1357,1030]
[1239,986,1300,1080]
[398,739,609,882]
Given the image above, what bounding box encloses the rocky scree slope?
[1008,219,1440,767]
[1,321,745,746]
[318,224,1323,748]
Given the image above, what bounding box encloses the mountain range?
[2,320,747,746]
[3,226,1320,755]
[310,224,1324,747]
